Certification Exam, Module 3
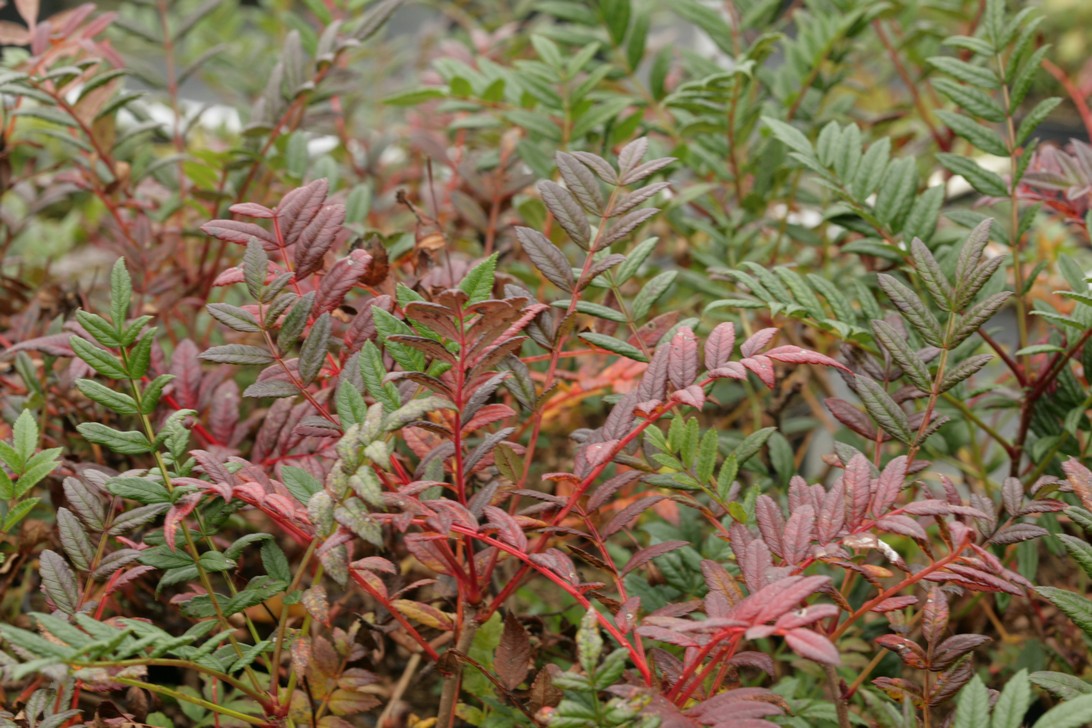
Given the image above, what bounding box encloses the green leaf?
[763,117,814,159]
[1030,694,1092,728]
[383,86,445,106]
[298,312,331,385]
[615,236,657,284]
[77,424,152,455]
[261,541,292,583]
[936,110,1009,156]
[207,303,262,333]
[110,258,132,330]
[360,341,401,411]
[992,669,1031,728]
[632,270,677,320]
[954,675,991,728]
[1059,535,1092,581]
[224,533,274,560]
[578,333,649,362]
[70,336,128,380]
[199,344,275,366]
[459,253,499,304]
[280,466,323,505]
[13,450,62,497]
[1015,97,1061,148]
[1037,586,1092,638]
[75,379,139,415]
[876,274,944,346]
[929,57,999,89]
[731,427,776,464]
[107,476,171,504]
[76,310,122,347]
[1030,672,1092,701]
[871,320,932,392]
[937,154,1009,197]
[3,498,39,532]
[856,375,914,444]
[13,409,37,464]
[932,78,1005,122]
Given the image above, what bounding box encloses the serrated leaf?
[298,312,331,385]
[877,274,944,346]
[200,344,274,366]
[459,253,499,304]
[632,270,676,320]
[938,154,1009,197]
[856,375,914,444]
[75,379,139,415]
[70,336,128,379]
[871,320,932,392]
[207,303,262,333]
[516,227,573,292]
[76,424,152,455]
[579,333,649,362]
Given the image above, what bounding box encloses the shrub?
[2,0,1092,726]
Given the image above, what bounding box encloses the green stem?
[114,677,270,726]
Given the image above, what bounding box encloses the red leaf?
[825,397,878,439]
[782,504,815,565]
[672,384,705,409]
[740,327,778,357]
[784,628,840,665]
[164,493,200,551]
[709,361,747,380]
[741,355,775,388]
[842,455,873,528]
[667,326,698,390]
[200,219,278,248]
[621,540,688,576]
[870,595,919,613]
[871,455,908,516]
[765,345,850,372]
[495,613,531,691]
[483,505,528,551]
[229,202,275,218]
[875,514,928,541]
[463,403,516,434]
[703,323,738,373]
[603,495,666,537]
